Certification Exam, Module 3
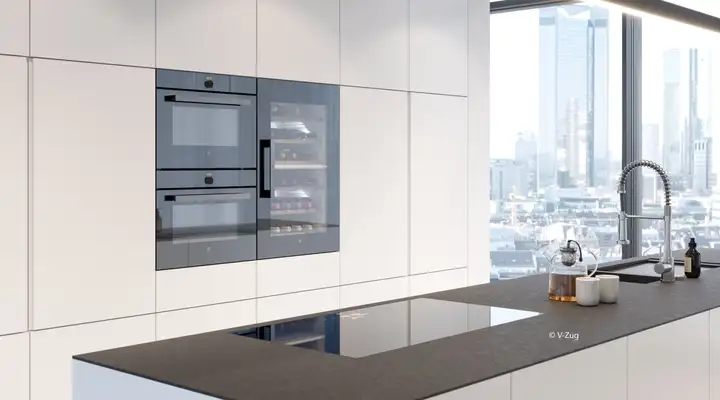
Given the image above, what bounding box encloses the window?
[489,4,622,281]
[641,10,720,252]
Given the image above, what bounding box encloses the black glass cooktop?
[234,298,540,358]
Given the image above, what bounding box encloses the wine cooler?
[257,79,340,259]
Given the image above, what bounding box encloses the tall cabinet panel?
[710,308,720,400]
[0,0,29,56]
[30,0,155,67]
[409,0,468,96]
[0,55,28,336]
[257,79,340,260]
[410,93,468,275]
[32,60,156,329]
[156,0,257,76]
[340,87,409,284]
[257,0,340,84]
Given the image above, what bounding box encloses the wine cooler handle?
[260,139,271,198]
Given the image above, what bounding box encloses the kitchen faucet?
[616,160,676,283]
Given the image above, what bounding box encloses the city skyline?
[490,5,720,172]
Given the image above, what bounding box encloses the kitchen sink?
[596,272,660,284]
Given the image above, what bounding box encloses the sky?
[489,1,720,161]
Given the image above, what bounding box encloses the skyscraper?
[662,49,682,178]
[538,5,609,189]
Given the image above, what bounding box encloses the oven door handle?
[165,193,252,204]
[164,94,249,107]
[259,139,272,198]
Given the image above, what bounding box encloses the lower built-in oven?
[156,170,257,270]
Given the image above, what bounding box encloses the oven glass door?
[156,188,257,270]
[157,89,257,170]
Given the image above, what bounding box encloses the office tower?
[514,131,539,194]
[642,123,661,163]
[662,49,682,178]
[538,5,609,189]
[490,159,527,200]
[693,138,713,194]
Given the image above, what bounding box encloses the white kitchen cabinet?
[156,0,256,76]
[340,300,409,358]
[31,0,155,67]
[410,268,467,296]
[156,261,256,312]
[0,55,28,336]
[628,312,709,400]
[257,287,339,323]
[410,93,468,275]
[257,0,340,84]
[156,300,256,341]
[31,314,154,400]
[710,308,720,400]
[0,0,29,56]
[0,333,29,400]
[340,87,409,285]
[512,338,627,400]
[257,252,339,297]
[409,0,468,96]
[32,59,155,329]
[467,0,491,287]
[340,276,409,309]
[428,375,511,400]
[340,0,409,90]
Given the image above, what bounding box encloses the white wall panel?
[512,338,627,400]
[257,253,339,297]
[156,300,256,341]
[0,0,29,56]
[340,87,409,285]
[428,375,511,400]
[340,276,409,309]
[409,268,467,296]
[0,55,28,335]
[628,312,709,400]
[340,0,408,90]
[0,333,30,400]
[410,93,468,275]
[409,0,468,95]
[32,59,155,329]
[31,315,155,400]
[31,0,155,66]
[257,287,339,323]
[467,0,491,285]
[156,0,256,76]
[156,262,256,312]
[257,0,340,83]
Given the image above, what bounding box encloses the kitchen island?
[73,255,720,400]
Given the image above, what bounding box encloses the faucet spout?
[616,160,675,282]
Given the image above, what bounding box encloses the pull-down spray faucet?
[616,160,675,283]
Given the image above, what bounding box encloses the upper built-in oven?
[156,70,257,170]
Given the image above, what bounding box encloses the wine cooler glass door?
[258,79,339,259]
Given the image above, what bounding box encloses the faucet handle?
[653,262,672,275]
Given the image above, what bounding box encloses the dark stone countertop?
[75,255,720,400]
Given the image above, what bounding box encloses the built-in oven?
[156,69,257,170]
[156,170,257,270]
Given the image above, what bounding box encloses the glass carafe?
[547,240,598,302]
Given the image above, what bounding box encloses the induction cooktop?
[234,298,541,358]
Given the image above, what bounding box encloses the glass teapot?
[545,240,598,302]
